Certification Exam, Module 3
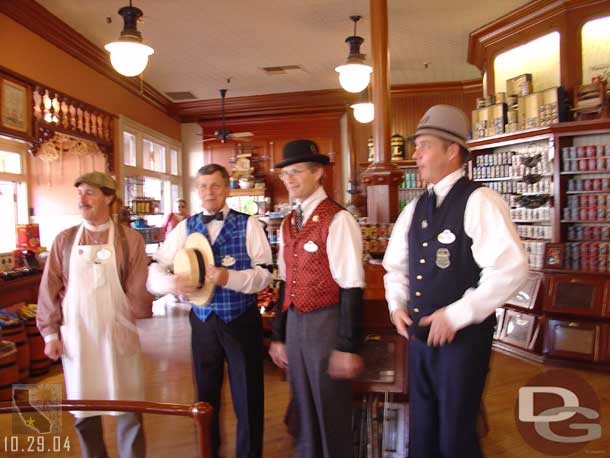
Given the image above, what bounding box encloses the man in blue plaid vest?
[148,164,272,458]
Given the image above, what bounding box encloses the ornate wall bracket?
[0,67,116,172]
[29,84,115,171]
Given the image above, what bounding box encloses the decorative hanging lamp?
[104,1,154,77]
[335,15,372,93]
[351,86,374,123]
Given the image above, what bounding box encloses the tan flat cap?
[74,171,117,190]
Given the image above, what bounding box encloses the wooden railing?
[0,399,213,458]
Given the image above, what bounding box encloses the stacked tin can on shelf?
[563,194,610,222]
[472,139,554,270]
[561,144,610,172]
[523,241,545,270]
[564,242,609,272]
[559,138,610,272]
[398,167,425,211]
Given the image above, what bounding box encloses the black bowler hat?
[275,139,330,168]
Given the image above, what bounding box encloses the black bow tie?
[202,212,224,224]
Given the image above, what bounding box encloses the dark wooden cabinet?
[544,318,603,362]
[599,325,610,363]
[0,274,41,309]
[543,273,606,317]
[353,332,407,395]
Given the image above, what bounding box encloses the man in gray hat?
[37,171,153,458]
[383,105,528,458]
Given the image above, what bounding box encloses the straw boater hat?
[173,233,216,306]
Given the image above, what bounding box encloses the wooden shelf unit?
[467,119,610,369]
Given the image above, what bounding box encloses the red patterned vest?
[282,198,342,313]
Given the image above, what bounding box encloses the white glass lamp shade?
[351,102,375,123]
[105,41,154,77]
[335,63,372,93]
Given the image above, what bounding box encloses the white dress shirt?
[147,205,272,295]
[277,186,365,288]
[382,168,528,331]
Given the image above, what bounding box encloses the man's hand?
[392,309,412,339]
[206,266,229,286]
[418,308,456,347]
[269,342,288,370]
[44,340,63,361]
[328,350,363,380]
[175,273,197,297]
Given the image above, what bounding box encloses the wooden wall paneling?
[200,112,345,206]
[177,89,357,122]
[467,0,610,97]
[355,81,483,188]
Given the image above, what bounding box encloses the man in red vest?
[269,139,365,458]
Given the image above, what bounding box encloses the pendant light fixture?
[351,87,374,123]
[104,1,154,77]
[335,15,372,93]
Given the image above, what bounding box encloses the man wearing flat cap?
[37,171,153,458]
[269,139,365,458]
[147,163,272,458]
[383,105,528,458]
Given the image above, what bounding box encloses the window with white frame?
[123,131,137,167]
[119,116,183,231]
[0,138,29,253]
[142,138,166,173]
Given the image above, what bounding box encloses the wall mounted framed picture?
[505,271,543,310]
[0,76,32,138]
[499,310,537,349]
[543,242,564,269]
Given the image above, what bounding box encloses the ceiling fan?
[202,89,254,143]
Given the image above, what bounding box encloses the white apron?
[61,221,143,418]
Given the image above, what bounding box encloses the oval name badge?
[437,229,456,245]
[304,241,318,253]
[221,255,236,267]
[96,248,112,261]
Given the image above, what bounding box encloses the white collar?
[294,186,327,216]
[83,219,111,232]
[202,204,229,217]
[428,168,465,199]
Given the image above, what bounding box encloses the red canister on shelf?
[16,224,40,251]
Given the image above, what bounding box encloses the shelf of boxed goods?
[468,132,556,363]
[467,119,610,368]
[540,123,610,369]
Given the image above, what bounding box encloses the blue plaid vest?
[186,210,256,323]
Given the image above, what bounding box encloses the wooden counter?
[0,273,41,309]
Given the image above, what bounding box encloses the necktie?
[202,212,224,224]
[295,205,303,232]
[426,188,436,224]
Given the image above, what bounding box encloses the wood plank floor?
[1,304,608,457]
